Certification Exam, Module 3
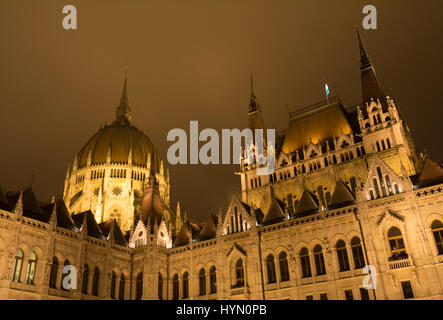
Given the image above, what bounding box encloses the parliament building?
[0,30,442,300]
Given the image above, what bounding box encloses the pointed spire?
[249,72,260,113]
[128,145,133,165]
[356,27,371,69]
[356,27,388,110]
[106,145,112,163]
[146,152,152,171]
[114,69,132,126]
[14,190,23,217]
[81,212,88,237]
[87,149,92,166]
[50,202,57,227]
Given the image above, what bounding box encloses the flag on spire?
[324,78,330,102]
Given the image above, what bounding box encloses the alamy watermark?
[167,121,276,175]
[362,265,377,290]
[61,265,77,290]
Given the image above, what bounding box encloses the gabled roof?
[141,173,163,227]
[254,208,264,224]
[198,215,218,241]
[294,189,319,217]
[41,200,76,230]
[72,211,105,240]
[20,188,47,222]
[173,223,191,247]
[262,197,285,225]
[99,220,128,246]
[416,158,443,188]
[328,180,356,209]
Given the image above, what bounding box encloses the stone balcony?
[388,257,412,270]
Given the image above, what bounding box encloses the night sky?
[1,0,442,222]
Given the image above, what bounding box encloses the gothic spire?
[356,27,388,110]
[114,69,132,126]
[356,27,371,69]
[249,72,260,113]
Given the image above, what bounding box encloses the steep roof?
[41,200,76,230]
[262,197,286,225]
[72,211,105,240]
[173,223,191,247]
[198,215,218,241]
[416,158,443,187]
[19,188,47,222]
[141,173,163,228]
[328,180,356,209]
[99,220,128,246]
[283,99,352,154]
[357,28,388,111]
[294,189,319,217]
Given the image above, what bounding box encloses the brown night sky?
[0,0,442,222]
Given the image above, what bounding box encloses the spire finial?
[250,72,255,99]
[249,72,259,113]
[114,67,132,126]
[355,26,371,69]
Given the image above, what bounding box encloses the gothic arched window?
[278,252,290,282]
[12,248,24,283]
[182,271,189,299]
[388,227,407,260]
[313,245,326,275]
[172,274,179,300]
[209,266,217,294]
[119,274,125,300]
[24,251,37,284]
[235,259,245,287]
[385,175,393,195]
[336,240,350,272]
[110,271,116,299]
[61,259,71,291]
[377,167,387,197]
[135,272,143,300]
[199,268,206,296]
[351,237,365,269]
[92,267,100,296]
[158,273,163,300]
[265,254,276,284]
[300,248,312,278]
[49,257,58,289]
[432,220,443,255]
[82,264,89,294]
[373,178,381,198]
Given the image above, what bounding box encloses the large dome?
[76,124,162,170]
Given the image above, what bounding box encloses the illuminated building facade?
[0,31,442,300]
